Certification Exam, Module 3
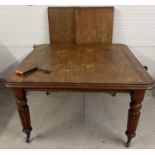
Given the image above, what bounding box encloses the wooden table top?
[4,44,154,90]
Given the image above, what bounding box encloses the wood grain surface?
[75,7,113,44]
[48,7,113,44]
[4,44,154,89]
[48,7,75,43]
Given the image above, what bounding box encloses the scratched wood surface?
[4,44,154,89]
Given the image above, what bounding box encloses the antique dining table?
[3,7,155,147]
[3,43,155,147]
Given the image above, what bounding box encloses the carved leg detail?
[126,90,145,147]
[13,88,32,143]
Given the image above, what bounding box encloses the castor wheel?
[26,136,30,143]
[126,139,131,147]
[25,132,30,143]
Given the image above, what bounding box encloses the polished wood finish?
[48,7,75,44]
[48,7,113,44]
[126,90,145,147]
[4,44,154,90]
[75,7,113,44]
[3,7,155,146]
[3,44,154,146]
[13,88,32,142]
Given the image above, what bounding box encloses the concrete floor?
[0,84,155,149]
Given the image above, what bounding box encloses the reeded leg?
[125,90,145,147]
[13,88,32,143]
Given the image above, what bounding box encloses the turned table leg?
[126,90,145,147]
[13,88,32,143]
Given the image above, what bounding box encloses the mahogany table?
[3,43,155,147]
